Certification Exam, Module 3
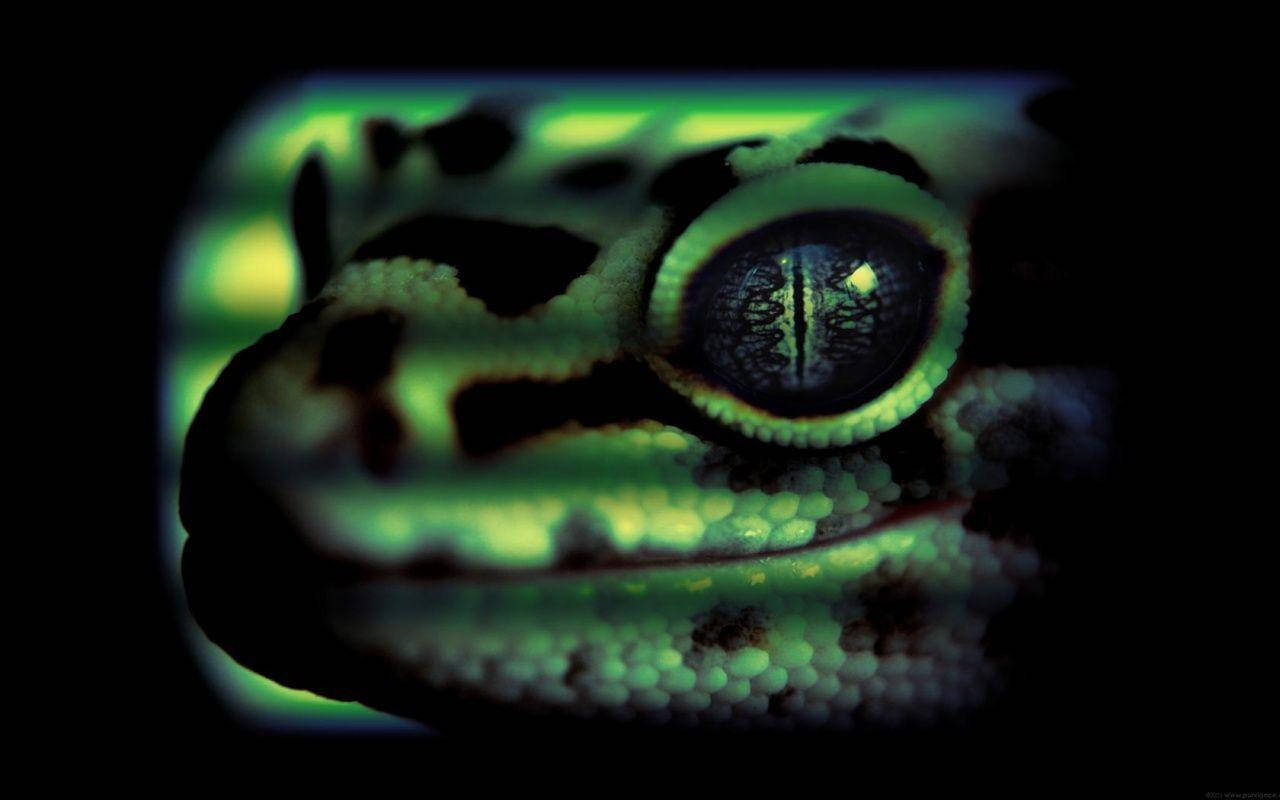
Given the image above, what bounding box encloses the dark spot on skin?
[364,118,413,173]
[798,137,931,188]
[315,310,405,392]
[556,157,634,191]
[649,139,766,228]
[815,514,858,542]
[838,620,877,654]
[862,572,925,636]
[358,399,404,477]
[977,424,1034,462]
[563,650,592,686]
[312,310,407,478]
[691,604,769,652]
[959,402,1070,474]
[842,104,885,129]
[352,215,598,318]
[555,510,616,569]
[836,570,925,654]
[957,399,1003,434]
[291,154,333,300]
[421,110,517,176]
[728,463,766,493]
[769,687,797,717]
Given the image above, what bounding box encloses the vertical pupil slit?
[792,255,806,386]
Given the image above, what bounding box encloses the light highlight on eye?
[846,263,878,295]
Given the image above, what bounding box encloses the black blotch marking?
[291,154,333,300]
[815,514,859,542]
[649,139,766,225]
[555,509,616,569]
[837,569,925,655]
[315,310,405,392]
[454,360,786,460]
[964,186,1110,365]
[364,118,414,173]
[691,604,769,652]
[728,462,771,494]
[352,215,598,318]
[421,110,516,176]
[358,399,404,478]
[555,157,634,191]
[564,650,592,686]
[1024,86,1084,144]
[454,358,876,463]
[453,361,650,458]
[313,310,407,476]
[798,137,931,188]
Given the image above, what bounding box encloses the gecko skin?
[178,77,1112,733]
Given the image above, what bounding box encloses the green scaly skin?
[176,78,1111,732]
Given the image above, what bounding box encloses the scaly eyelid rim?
[644,163,971,449]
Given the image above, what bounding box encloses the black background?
[91,36,1266,792]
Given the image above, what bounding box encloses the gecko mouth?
[377,497,971,581]
[181,481,1048,735]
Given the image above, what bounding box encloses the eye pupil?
[684,212,942,417]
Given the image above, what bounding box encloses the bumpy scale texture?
[331,511,1035,731]
[213,252,1107,730]
[180,80,1107,732]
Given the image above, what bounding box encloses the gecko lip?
[387,497,971,582]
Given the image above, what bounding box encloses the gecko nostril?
[352,215,598,317]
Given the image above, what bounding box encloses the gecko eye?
[646,164,970,447]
